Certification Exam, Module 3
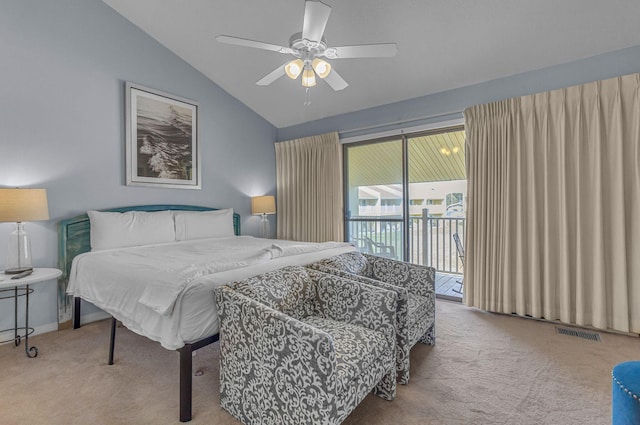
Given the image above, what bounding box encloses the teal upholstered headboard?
[56,205,241,328]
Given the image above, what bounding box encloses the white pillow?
[88,210,176,251]
[174,208,235,241]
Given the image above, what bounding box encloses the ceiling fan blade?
[329,43,398,59]
[302,1,331,44]
[324,69,348,91]
[256,64,287,86]
[216,35,293,54]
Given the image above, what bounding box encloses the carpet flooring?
[1,300,637,424]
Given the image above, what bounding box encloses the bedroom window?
[344,126,466,276]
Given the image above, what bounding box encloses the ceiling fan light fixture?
[301,67,316,87]
[216,0,397,94]
[312,58,331,78]
[285,59,304,79]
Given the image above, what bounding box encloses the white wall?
[0,0,277,332]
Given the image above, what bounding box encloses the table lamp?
[251,195,276,238]
[0,188,49,274]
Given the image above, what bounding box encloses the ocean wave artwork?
[136,96,193,180]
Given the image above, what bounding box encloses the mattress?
[67,236,355,349]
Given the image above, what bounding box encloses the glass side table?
[0,268,62,358]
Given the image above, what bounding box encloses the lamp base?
[260,214,271,239]
[5,222,34,273]
[4,266,33,275]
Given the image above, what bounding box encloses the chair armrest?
[363,254,435,298]
[307,269,397,348]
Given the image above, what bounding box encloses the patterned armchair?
[214,265,398,425]
[308,251,435,384]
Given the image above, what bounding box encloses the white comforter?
[67,236,354,349]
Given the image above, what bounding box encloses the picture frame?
[125,82,201,189]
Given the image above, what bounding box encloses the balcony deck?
[435,272,463,301]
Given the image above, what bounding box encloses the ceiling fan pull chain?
[304,87,311,106]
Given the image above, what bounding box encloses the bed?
[58,204,355,422]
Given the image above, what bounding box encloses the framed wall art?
[125,82,201,189]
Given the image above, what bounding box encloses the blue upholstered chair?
[214,266,398,425]
[612,361,640,425]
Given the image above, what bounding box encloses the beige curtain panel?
[464,73,640,334]
[275,132,343,242]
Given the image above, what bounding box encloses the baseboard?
[1,311,111,346]
[80,311,111,326]
[436,294,463,303]
[34,321,59,336]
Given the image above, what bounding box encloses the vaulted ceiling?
[103,0,640,128]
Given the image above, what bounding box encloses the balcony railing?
[416,216,465,274]
[346,215,465,274]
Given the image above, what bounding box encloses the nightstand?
[0,268,62,358]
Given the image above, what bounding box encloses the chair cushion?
[302,316,389,396]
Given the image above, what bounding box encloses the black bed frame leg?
[73,297,81,329]
[179,345,193,422]
[108,317,117,365]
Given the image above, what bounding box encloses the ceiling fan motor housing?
[289,32,334,59]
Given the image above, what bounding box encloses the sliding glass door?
[344,137,405,260]
[407,130,466,273]
[344,126,466,274]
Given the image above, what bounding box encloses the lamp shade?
[285,59,304,79]
[0,188,49,222]
[301,68,317,88]
[312,58,331,79]
[251,196,276,215]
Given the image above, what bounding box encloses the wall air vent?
[555,326,601,342]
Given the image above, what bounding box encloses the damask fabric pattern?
[308,251,436,384]
[215,266,398,425]
[309,263,412,385]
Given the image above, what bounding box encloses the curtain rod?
[337,110,464,139]
[339,113,464,145]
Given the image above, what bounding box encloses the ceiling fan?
[216,0,398,91]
